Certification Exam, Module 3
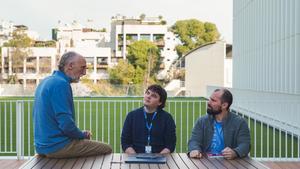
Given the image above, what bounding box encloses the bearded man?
[188,88,250,159]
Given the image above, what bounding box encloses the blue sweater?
[33,71,85,154]
[121,107,176,153]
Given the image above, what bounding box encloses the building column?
[36,56,40,74]
[8,48,12,76]
[23,58,26,89]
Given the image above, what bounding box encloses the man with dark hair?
[121,84,176,154]
[33,51,112,158]
[188,88,250,159]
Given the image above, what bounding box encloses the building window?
[126,34,138,45]
[26,57,37,73]
[140,34,151,40]
[85,57,94,73]
[40,57,51,73]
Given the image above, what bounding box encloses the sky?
[0,0,233,43]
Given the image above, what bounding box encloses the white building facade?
[110,15,178,78]
[230,0,300,134]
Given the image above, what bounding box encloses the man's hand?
[125,147,136,154]
[159,148,171,154]
[83,131,92,140]
[222,147,237,160]
[189,150,202,158]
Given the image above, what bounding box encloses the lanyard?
[144,111,157,145]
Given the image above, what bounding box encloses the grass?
[0,97,299,158]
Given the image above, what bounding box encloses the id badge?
[145,145,152,153]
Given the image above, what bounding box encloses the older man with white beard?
[33,51,112,158]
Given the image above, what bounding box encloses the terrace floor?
[1,156,300,169]
[17,153,269,169]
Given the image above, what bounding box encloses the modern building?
[52,20,110,49]
[221,0,300,135]
[1,47,57,87]
[1,17,179,88]
[0,20,39,46]
[167,41,232,97]
[186,41,232,96]
[1,46,111,86]
[0,20,14,46]
[110,15,178,78]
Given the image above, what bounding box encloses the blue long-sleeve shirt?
[33,70,85,154]
[121,107,176,153]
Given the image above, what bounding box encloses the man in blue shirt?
[33,51,112,158]
[188,88,250,159]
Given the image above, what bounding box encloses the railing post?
[16,101,24,160]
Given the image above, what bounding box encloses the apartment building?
[110,15,178,78]
[1,21,111,86]
[1,16,179,87]
[0,20,39,46]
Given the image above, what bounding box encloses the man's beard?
[70,76,80,83]
[207,106,222,115]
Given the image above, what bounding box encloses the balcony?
[97,64,108,69]
[0,97,299,163]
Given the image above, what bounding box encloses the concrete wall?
[185,41,226,96]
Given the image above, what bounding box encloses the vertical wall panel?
[232,0,300,129]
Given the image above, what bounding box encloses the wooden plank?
[41,159,59,169]
[81,156,96,169]
[205,157,227,169]
[71,157,87,169]
[111,153,122,169]
[149,163,160,169]
[235,158,256,169]
[61,158,77,169]
[199,157,218,169]
[52,159,68,169]
[275,162,299,169]
[227,160,247,169]
[171,153,189,169]
[165,154,179,169]
[101,153,113,169]
[140,163,150,169]
[120,153,130,169]
[32,158,50,169]
[261,162,282,169]
[91,155,105,169]
[0,160,27,169]
[19,157,43,169]
[178,153,198,169]
[216,158,237,169]
[158,163,169,169]
[189,157,207,169]
[241,158,269,169]
[130,163,140,169]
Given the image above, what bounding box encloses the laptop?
[125,153,167,164]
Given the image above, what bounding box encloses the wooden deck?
[19,153,270,169]
[0,159,26,169]
[262,161,300,169]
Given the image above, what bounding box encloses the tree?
[139,13,146,20]
[108,59,135,84]
[3,29,33,83]
[171,19,220,57]
[127,40,160,70]
[127,40,161,86]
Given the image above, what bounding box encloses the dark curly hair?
[146,84,167,109]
